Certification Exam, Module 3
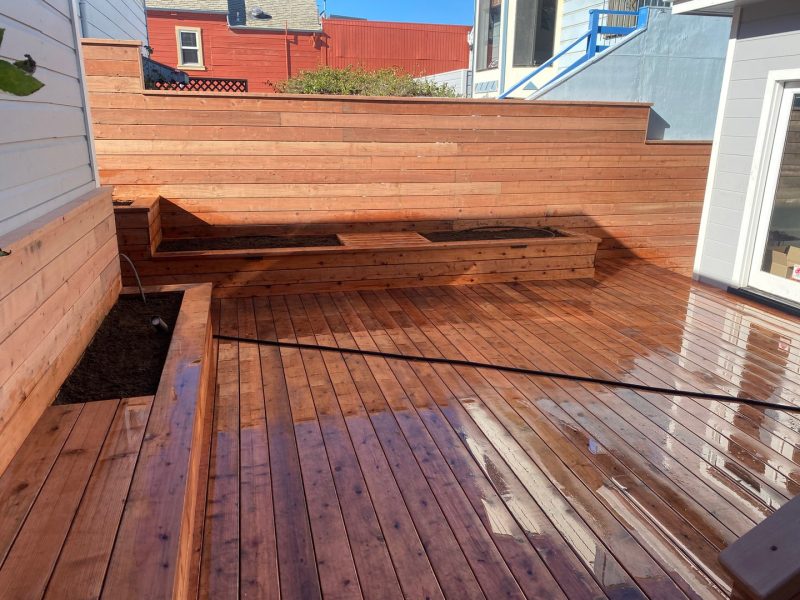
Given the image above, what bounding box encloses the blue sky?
[318,0,474,26]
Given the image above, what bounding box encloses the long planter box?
[113,204,602,297]
[100,282,213,599]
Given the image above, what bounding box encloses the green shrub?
[275,65,457,97]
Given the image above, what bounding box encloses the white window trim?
[176,26,205,70]
[693,6,739,278]
[731,67,800,288]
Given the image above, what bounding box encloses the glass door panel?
[748,86,800,302]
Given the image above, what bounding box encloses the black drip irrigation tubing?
[213,334,800,414]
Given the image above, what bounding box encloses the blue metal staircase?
[499,7,650,99]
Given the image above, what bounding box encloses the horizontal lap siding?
[147,12,322,92]
[696,0,800,286]
[0,1,96,236]
[81,0,148,45]
[0,188,121,473]
[86,40,710,275]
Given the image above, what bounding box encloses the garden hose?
[213,334,800,414]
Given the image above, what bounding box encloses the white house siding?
[418,69,473,97]
[696,0,800,286]
[78,0,148,44]
[560,0,604,65]
[0,1,97,236]
[473,0,568,98]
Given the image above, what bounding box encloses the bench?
[719,495,800,600]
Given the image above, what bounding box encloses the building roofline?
[672,0,767,16]
[321,17,471,29]
[228,24,323,33]
[147,6,228,14]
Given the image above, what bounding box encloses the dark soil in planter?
[54,292,184,404]
[159,234,342,252]
[422,226,565,243]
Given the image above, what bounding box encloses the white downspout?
[498,0,511,96]
[78,0,89,37]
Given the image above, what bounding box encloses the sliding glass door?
[748,83,800,302]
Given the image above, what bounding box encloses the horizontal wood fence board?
[99,167,709,185]
[158,192,704,212]
[0,187,120,474]
[93,139,710,157]
[84,40,710,279]
[96,154,711,171]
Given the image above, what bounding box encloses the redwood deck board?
[199,298,240,598]
[0,403,82,566]
[0,401,118,599]
[45,397,152,600]
[6,261,800,598]
[192,264,800,600]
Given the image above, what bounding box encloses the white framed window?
[176,27,204,69]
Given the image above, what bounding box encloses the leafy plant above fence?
[0,29,44,96]
[275,66,456,97]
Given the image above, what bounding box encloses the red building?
[322,18,471,77]
[146,0,470,92]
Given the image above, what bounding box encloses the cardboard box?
[769,245,800,278]
[771,264,793,278]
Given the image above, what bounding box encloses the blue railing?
[498,7,649,99]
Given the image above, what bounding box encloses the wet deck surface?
[198,262,800,599]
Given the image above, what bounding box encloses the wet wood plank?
[10,262,800,599]
[253,297,322,600]
[45,397,153,600]
[0,400,118,599]
[199,298,240,599]
[189,266,800,599]
[0,404,83,565]
[299,293,446,600]
[269,295,363,598]
[284,295,404,600]
[236,298,281,600]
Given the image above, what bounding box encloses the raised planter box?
[0,282,213,599]
[99,282,213,599]
[117,215,601,296]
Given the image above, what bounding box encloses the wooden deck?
[0,398,153,599]
[3,260,800,598]
[196,261,800,599]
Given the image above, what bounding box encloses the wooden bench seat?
[113,200,602,297]
[720,495,800,600]
[152,230,600,296]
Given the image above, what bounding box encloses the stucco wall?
[536,8,730,140]
[695,0,800,287]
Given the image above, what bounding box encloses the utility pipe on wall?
[78,0,89,37]
[285,21,290,79]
